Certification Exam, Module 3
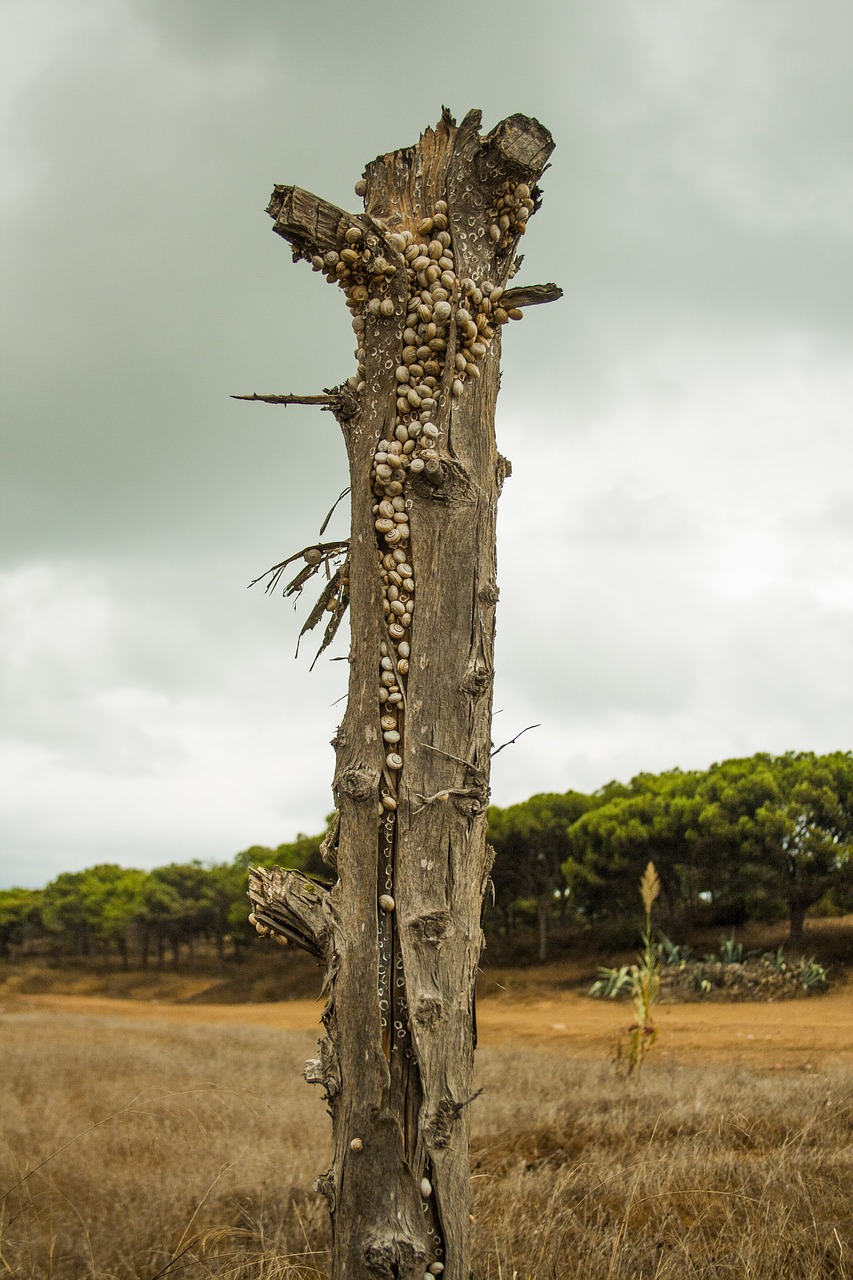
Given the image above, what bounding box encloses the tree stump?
[244,107,558,1280]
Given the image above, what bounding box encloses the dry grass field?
[1,997,852,1279]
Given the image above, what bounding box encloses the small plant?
[589,862,663,1075]
[626,861,662,1074]
[716,935,745,964]
[796,955,829,990]
[658,932,691,966]
[588,963,634,999]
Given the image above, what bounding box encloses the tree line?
[0,836,326,968]
[2,752,851,968]
[489,750,853,960]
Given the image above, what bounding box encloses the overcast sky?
[2,0,851,889]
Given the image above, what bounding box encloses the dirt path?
[9,984,853,1069]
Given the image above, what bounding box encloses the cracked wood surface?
[247,108,556,1280]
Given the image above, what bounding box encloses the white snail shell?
[379,894,396,912]
[386,752,403,770]
[420,1178,432,1199]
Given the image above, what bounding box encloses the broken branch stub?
[246,108,556,1280]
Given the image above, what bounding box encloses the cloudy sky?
[2,0,851,889]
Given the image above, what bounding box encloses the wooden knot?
[337,767,377,801]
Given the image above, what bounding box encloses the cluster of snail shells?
[487,180,535,246]
[248,912,287,945]
[298,187,532,781]
[305,219,397,397]
[365,195,529,767]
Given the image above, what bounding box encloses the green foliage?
[488,790,597,960]
[0,887,43,954]
[564,752,853,941]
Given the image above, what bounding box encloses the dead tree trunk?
[244,108,557,1280]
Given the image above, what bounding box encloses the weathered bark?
[245,109,556,1280]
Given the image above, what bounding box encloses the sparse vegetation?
[1,1008,851,1278]
[593,934,831,1005]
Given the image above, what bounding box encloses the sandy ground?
[8,982,852,1070]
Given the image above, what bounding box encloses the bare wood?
[248,108,557,1280]
[501,282,563,308]
[231,392,337,406]
[248,865,330,960]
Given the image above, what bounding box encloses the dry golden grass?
[1,1007,851,1278]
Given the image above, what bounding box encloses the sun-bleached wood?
[244,108,556,1280]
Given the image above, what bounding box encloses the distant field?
[1,999,852,1278]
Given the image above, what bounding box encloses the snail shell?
[383,729,401,743]
[386,752,403,770]
[420,1178,432,1199]
[381,792,397,810]
[452,378,464,399]
[388,622,406,639]
[397,641,411,659]
[379,894,396,912]
[380,298,396,317]
[350,1137,364,1151]
[380,714,398,730]
[304,547,323,566]
[354,179,367,196]
[409,457,425,473]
